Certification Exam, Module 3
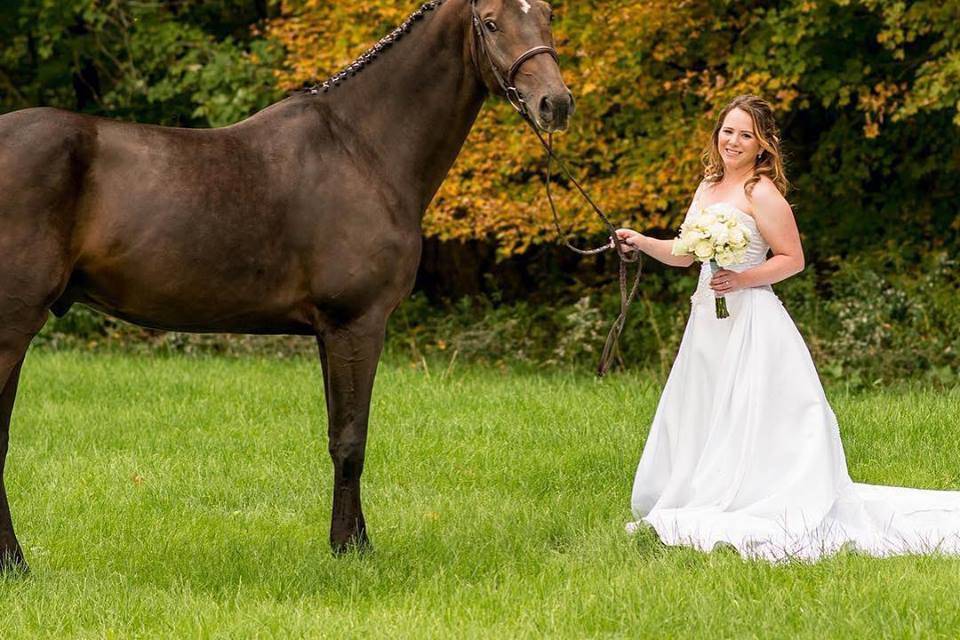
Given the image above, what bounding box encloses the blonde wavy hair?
[702,95,789,197]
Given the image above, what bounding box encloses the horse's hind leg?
[0,308,47,573]
[0,353,29,572]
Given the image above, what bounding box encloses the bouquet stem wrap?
[708,260,730,319]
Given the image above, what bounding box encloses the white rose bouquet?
[670,204,752,319]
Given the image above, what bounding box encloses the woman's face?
[717,108,762,172]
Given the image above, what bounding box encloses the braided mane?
[303,0,447,95]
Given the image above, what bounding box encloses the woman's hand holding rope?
[612,228,645,252]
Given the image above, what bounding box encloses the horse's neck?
[314,0,487,215]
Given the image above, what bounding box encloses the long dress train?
[627,188,960,561]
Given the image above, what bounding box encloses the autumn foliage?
[267,0,960,258]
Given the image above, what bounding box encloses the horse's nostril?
[539,95,554,120]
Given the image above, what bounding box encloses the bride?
[614,94,960,561]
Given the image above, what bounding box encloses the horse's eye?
[548,11,554,23]
[484,19,498,32]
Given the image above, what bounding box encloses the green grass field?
[2,350,960,638]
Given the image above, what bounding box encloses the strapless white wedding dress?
[627,189,960,561]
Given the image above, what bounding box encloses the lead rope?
[470,3,643,375]
[534,127,644,376]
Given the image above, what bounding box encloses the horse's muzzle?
[537,90,575,132]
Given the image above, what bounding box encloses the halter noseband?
[470,1,560,118]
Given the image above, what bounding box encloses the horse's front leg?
[316,315,386,553]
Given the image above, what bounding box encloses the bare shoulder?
[695,177,717,203]
[750,176,792,219]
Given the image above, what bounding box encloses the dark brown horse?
[0,0,572,570]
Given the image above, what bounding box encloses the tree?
[0,0,282,127]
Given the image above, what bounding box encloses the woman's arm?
[614,181,702,269]
[737,180,805,288]
[711,179,804,295]
[617,232,695,268]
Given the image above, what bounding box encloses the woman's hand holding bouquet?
[670,204,752,319]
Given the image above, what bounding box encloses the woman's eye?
[485,20,498,32]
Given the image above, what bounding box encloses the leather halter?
[470,1,560,117]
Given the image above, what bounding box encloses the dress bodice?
[689,200,773,306]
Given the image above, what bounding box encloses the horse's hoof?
[0,547,29,576]
[331,533,373,556]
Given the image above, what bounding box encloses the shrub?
[31,250,960,390]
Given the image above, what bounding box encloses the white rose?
[708,222,726,237]
[694,239,714,259]
[671,238,687,255]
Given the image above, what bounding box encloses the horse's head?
[470,0,574,132]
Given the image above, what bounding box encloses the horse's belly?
[67,253,313,334]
